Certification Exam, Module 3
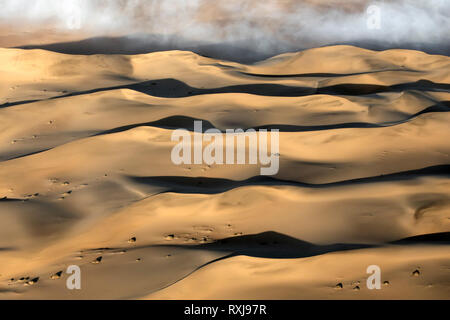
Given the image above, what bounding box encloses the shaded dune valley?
[0,45,449,299]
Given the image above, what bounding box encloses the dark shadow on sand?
[2,78,449,109]
[155,231,375,259]
[128,164,450,194]
[91,100,450,137]
[390,232,450,244]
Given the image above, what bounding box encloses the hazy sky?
[0,0,449,58]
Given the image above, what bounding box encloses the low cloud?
[1,0,449,59]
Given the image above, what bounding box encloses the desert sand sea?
[0,45,449,299]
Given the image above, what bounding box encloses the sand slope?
[0,45,449,299]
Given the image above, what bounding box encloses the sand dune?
[0,45,449,299]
